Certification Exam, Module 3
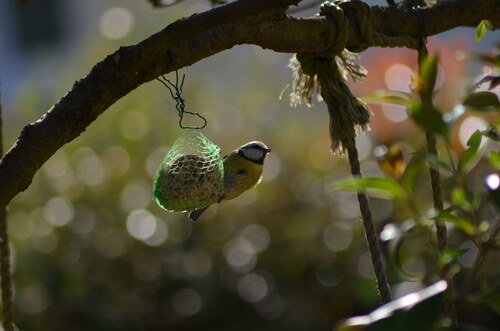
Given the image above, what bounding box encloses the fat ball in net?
[153,130,224,212]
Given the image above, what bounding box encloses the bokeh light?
[102,146,131,177]
[381,103,408,123]
[18,286,50,315]
[384,63,413,92]
[322,222,353,252]
[254,292,285,320]
[73,147,106,186]
[172,288,202,316]
[126,209,157,241]
[43,197,74,227]
[241,224,271,253]
[143,219,168,246]
[224,237,257,273]
[486,173,499,190]
[119,111,151,141]
[182,248,212,278]
[120,180,152,212]
[237,273,269,303]
[99,7,134,40]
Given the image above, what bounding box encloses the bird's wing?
[223,169,250,199]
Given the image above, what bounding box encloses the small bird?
[188,141,271,221]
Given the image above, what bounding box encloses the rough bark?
[0,0,498,208]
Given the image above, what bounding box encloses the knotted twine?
[289,0,421,304]
[290,0,419,155]
[289,2,369,155]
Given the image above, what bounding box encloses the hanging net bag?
[153,130,224,213]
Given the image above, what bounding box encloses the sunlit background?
[0,0,499,330]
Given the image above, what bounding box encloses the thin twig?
[420,70,457,323]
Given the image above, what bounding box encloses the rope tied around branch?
[290,0,420,155]
[289,0,396,303]
[290,1,369,155]
[342,0,420,52]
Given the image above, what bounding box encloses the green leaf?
[476,19,493,42]
[471,192,482,210]
[401,152,425,192]
[419,55,438,101]
[437,211,475,236]
[440,247,467,265]
[336,281,446,331]
[451,187,474,212]
[362,90,415,106]
[409,101,448,136]
[459,130,483,174]
[463,91,500,110]
[489,151,500,170]
[330,177,406,200]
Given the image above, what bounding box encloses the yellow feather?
[222,152,264,201]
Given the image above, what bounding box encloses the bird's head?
[237,141,271,165]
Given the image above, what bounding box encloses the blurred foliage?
[352,45,500,330]
[3,3,500,331]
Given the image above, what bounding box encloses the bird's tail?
[188,207,208,221]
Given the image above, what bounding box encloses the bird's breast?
[223,155,264,201]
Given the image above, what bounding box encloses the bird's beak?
[265,148,272,153]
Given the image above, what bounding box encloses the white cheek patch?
[242,148,263,162]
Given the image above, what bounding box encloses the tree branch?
[0,0,498,207]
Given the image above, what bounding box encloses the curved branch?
[0,0,498,207]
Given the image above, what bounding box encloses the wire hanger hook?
[156,70,207,129]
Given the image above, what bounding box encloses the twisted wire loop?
[156,72,207,130]
[289,0,393,303]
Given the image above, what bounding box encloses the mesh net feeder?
[153,130,224,213]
